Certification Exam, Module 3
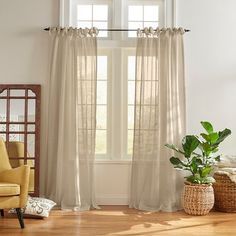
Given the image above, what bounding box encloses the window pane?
[144,6,159,21]
[128,105,134,129]
[128,6,143,21]
[97,56,107,80]
[9,133,24,142]
[0,124,6,132]
[0,133,6,141]
[143,21,159,28]
[77,5,92,20]
[97,81,107,105]
[28,99,35,122]
[28,90,36,97]
[96,130,107,154]
[127,130,134,155]
[93,21,108,37]
[96,105,107,129]
[28,124,35,132]
[0,89,7,96]
[27,134,35,157]
[128,22,143,37]
[10,124,24,132]
[10,89,25,96]
[0,99,7,121]
[128,81,135,105]
[10,99,25,122]
[128,56,135,80]
[93,5,108,21]
[77,21,92,28]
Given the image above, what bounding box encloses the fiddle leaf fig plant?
[165,121,231,184]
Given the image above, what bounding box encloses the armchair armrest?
[0,165,30,207]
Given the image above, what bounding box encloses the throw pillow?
[9,196,56,218]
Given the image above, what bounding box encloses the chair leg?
[16,208,24,229]
[0,209,4,217]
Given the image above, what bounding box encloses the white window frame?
[60,0,175,161]
[125,0,165,38]
[122,49,136,159]
[69,0,112,39]
[60,0,176,29]
[96,49,112,159]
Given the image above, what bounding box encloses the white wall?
[95,162,131,205]
[0,0,59,195]
[176,0,236,154]
[1,0,236,205]
[0,0,58,84]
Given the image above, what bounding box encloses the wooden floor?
[0,206,236,235]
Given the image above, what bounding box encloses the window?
[96,55,108,154]
[128,4,160,37]
[96,52,111,157]
[70,0,111,37]
[68,0,164,160]
[127,56,136,155]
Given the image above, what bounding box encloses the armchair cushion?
[0,183,20,196]
[0,165,30,207]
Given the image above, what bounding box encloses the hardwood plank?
[0,206,236,235]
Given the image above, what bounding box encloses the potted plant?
[165,121,231,215]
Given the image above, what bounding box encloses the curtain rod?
[44,27,190,32]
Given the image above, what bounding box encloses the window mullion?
[112,0,122,39]
[110,49,122,160]
[121,50,129,159]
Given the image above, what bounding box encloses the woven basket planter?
[182,182,214,215]
[213,173,236,212]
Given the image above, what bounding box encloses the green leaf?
[170,157,182,165]
[214,128,231,146]
[165,144,185,155]
[182,135,200,157]
[174,165,184,170]
[200,133,210,142]
[208,132,219,144]
[191,157,198,173]
[200,132,219,144]
[201,121,214,134]
[200,166,212,178]
[212,147,219,153]
[186,175,201,184]
[186,175,215,184]
[185,175,196,183]
[215,155,221,162]
[200,142,212,156]
[195,158,203,165]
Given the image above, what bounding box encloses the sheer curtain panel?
[44,27,98,210]
[129,28,186,212]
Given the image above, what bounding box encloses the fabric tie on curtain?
[129,27,186,212]
[44,27,99,211]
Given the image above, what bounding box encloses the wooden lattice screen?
[0,84,40,196]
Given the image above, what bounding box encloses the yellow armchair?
[0,139,30,228]
[8,141,35,193]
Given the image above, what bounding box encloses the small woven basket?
[213,173,236,212]
[182,182,214,216]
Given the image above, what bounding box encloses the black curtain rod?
[44,27,190,32]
